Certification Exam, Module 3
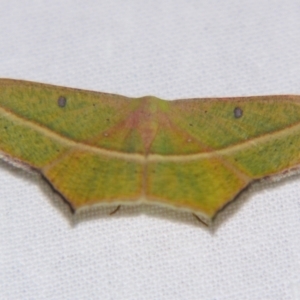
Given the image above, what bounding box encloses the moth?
[1,79,299,224]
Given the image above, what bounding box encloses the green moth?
[1,79,299,224]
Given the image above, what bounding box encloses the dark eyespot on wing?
[57,96,67,107]
[234,107,243,118]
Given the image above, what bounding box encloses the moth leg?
[193,213,208,227]
[110,205,121,215]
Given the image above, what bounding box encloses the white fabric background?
[1,1,300,299]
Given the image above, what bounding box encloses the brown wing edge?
[209,164,300,226]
